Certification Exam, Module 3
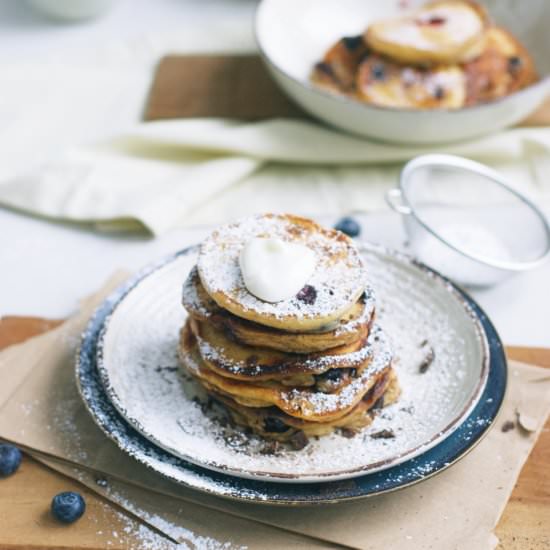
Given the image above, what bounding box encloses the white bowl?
[255,0,550,144]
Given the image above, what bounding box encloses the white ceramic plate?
[96,244,489,483]
[255,0,550,144]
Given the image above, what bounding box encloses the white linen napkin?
[1,118,550,234]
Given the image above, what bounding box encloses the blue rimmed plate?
[76,244,506,504]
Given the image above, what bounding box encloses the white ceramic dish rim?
[254,0,550,117]
[94,243,491,483]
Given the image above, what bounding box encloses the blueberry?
[342,35,364,51]
[296,284,317,305]
[51,492,86,524]
[320,369,342,382]
[433,85,445,100]
[334,216,361,238]
[416,15,446,26]
[314,61,334,77]
[0,444,22,477]
[426,16,446,25]
[264,416,289,433]
[371,63,386,80]
[508,56,522,72]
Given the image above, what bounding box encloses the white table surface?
[0,0,256,63]
[1,0,549,348]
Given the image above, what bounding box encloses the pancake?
[198,214,367,332]
[184,317,369,390]
[310,35,369,95]
[209,369,400,441]
[463,26,538,105]
[188,316,374,384]
[179,321,394,423]
[356,53,466,109]
[182,266,376,354]
[177,213,401,448]
[365,0,489,66]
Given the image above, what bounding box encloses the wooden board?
[0,316,549,549]
[144,55,550,125]
[0,453,154,550]
[144,55,306,121]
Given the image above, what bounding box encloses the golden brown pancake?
[208,369,400,441]
[463,26,538,105]
[365,0,489,66]
[179,320,393,423]
[310,35,369,95]
[188,316,374,385]
[198,214,367,332]
[356,53,466,109]
[183,317,368,390]
[182,266,375,354]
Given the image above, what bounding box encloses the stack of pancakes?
[311,0,537,109]
[178,214,400,448]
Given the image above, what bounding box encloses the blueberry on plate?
[51,492,86,524]
[334,216,361,238]
[263,416,289,433]
[0,444,22,477]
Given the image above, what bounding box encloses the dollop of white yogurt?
[239,237,316,303]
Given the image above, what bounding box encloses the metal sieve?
[386,154,550,287]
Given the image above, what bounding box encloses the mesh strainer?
[386,154,550,287]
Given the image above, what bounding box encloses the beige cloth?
[1,120,550,235]
[0,275,549,549]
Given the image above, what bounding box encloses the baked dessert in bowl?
[311,1,538,110]
[178,214,400,447]
[256,0,550,143]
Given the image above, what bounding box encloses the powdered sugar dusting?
[182,267,211,319]
[198,214,366,321]
[89,494,240,549]
[332,287,375,336]
[97,245,487,482]
[281,326,390,416]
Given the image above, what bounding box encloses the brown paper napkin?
[1,277,549,550]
